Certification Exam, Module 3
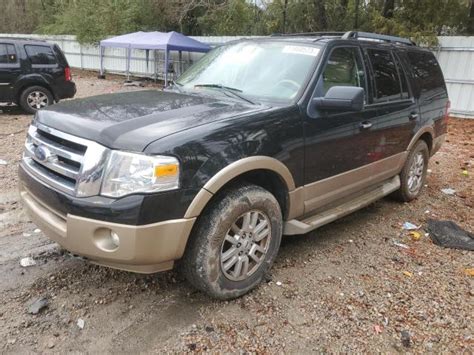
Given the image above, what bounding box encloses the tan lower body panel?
[20,187,196,274]
[302,152,407,215]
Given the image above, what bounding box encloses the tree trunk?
[282,0,288,33]
[314,0,328,30]
[468,0,474,35]
[382,0,395,18]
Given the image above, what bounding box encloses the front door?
[0,43,21,101]
[303,45,379,214]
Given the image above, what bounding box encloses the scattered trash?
[348,239,354,243]
[374,324,383,334]
[393,240,410,249]
[28,297,49,314]
[427,219,474,251]
[22,232,32,237]
[441,188,456,195]
[409,231,422,241]
[464,268,474,276]
[462,170,468,177]
[402,222,419,230]
[276,281,282,286]
[77,318,85,329]
[401,330,411,348]
[33,228,41,234]
[123,81,144,87]
[427,169,432,173]
[20,257,36,267]
[403,271,413,278]
[0,159,7,165]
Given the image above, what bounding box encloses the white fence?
[1,33,473,118]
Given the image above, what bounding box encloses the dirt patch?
[0,71,472,352]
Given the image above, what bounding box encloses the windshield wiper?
[193,83,256,105]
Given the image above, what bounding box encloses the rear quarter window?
[407,51,445,95]
[25,45,57,65]
[0,43,18,64]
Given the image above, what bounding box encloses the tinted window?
[0,43,17,64]
[407,51,445,93]
[367,49,402,102]
[25,45,57,65]
[393,54,410,99]
[323,47,365,95]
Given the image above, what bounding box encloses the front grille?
[22,122,109,197]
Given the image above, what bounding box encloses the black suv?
[19,32,448,299]
[0,38,76,113]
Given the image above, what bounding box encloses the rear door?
[364,47,419,163]
[0,42,21,101]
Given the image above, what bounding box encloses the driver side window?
[323,47,366,95]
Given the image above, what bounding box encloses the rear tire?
[19,86,53,114]
[182,183,282,300]
[393,140,429,202]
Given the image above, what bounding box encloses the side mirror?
[312,86,364,112]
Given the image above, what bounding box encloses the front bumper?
[20,186,196,273]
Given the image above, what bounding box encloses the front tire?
[182,183,282,299]
[393,140,429,202]
[19,86,53,114]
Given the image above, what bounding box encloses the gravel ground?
[0,70,472,353]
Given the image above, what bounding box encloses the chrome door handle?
[359,121,373,130]
[409,112,419,120]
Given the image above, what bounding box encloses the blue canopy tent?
[99,31,210,86]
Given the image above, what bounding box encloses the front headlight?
[101,151,179,198]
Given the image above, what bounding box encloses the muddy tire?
[393,140,429,202]
[19,86,53,114]
[182,183,282,300]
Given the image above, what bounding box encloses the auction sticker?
[282,45,320,56]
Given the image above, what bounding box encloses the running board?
[283,175,400,235]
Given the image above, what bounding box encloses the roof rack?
[341,31,416,46]
[0,37,47,43]
[271,32,346,37]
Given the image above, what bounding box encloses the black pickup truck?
[19,32,448,299]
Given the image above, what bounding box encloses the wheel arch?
[184,156,298,221]
[407,127,434,154]
[15,80,55,104]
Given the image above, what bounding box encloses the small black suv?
[19,32,448,299]
[0,38,76,113]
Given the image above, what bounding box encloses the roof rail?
[271,32,346,37]
[342,31,416,46]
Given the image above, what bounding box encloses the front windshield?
[176,41,321,102]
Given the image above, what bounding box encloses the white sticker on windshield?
[282,45,320,57]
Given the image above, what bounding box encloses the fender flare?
[184,156,296,219]
[406,126,434,152]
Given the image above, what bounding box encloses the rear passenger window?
[0,43,17,64]
[322,47,366,95]
[407,51,445,94]
[367,49,402,102]
[25,45,57,65]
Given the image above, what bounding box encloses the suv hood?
[35,90,267,151]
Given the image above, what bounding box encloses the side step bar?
[284,175,400,235]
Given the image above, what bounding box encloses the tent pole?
[164,49,168,87]
[99,46,104,76]
[179,51,182,76]
[154,50,157,82]
[126,47,131,81]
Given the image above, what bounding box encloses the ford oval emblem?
[34,145,50,162]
